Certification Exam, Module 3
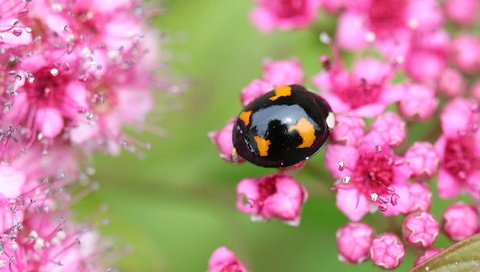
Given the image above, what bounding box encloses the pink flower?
[331,114,366,146]
[240,59,304,106]
[445,0,479,26]
[313,58,400,117]
[250,0,320,32]
[208,247,248,272]
[382,183,432,217]
[336,223,374,264]
[442,202,479,242]
[436,98,480,200]
[367,112,406,148]
[325,144,411,221]
[450,35,480,74]
[414,248,443,266]
[404,142,440,181]
[438,68,466,98]
[236,174,307,226]
[209,119,243,163]
[402,211,439,248]
[398,84,438,121]
[370,233,405,270]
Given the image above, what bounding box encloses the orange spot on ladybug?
[289,118,316,148]
[239,110,252,126]
[254,135,271,157]
[269,86,292,101]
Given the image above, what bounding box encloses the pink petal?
[0,165,26,198]
[336,12,368,51]
[35,107,64,138]
[324,144,359,178]
[336,188,370,222]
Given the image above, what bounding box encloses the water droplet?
[342,176,350,184]
[338,161,345,171]
[50,68,59,76]
[319,32,331,44]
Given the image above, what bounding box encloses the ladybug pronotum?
[232,84,335,168]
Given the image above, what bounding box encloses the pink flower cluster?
[209,0,480,270]
[1,0,160,270]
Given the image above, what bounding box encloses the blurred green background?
[74,0,454,271]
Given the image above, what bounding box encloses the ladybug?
[232,84,335,168]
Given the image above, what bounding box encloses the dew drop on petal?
[342,176,350,184]
[50,68,59,76]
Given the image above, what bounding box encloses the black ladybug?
[232,84,334,168]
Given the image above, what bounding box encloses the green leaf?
[411,234,480,272]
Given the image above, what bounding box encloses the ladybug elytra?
[232,84,335,168]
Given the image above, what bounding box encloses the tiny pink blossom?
[313,58,399,118]
[404,142,440,181]
[445,0,479,26]
[209,119,243,163]
[325,142,412,221]
[406,183,432,213]
[236,174,307,226]
[403,30,449,83]
[337,222,374,264]
[370,233,405,270]
[398,84,437,121]
[240,80,272,106]
[414,248,443,266]
[331,114,366,146]
[367,112,406,148]
[250,0,320,32]
[262,59,304,87]
[440,97,477,139]
[438,68,466,98]
[442,202,479,242]
[402,211,439,249]
[451,35,480,74]
[208,247,248,272]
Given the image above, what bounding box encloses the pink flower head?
[404,142,440,181]
[240,59,304,106]
[325,142,412,221]
[450,35,480,74]
[402,211,439,249]
[336,222,374,264]
[366,112,406,148]
[398,84,438,121]
[403,30,449,83]
[442,202,479,242]
[208,247,248,272]
[370,233,405,270]
[436,98,480,200]
[445,0,479,26]
[414,248,443,266]
[438,68,466,98]
[209,119,243,163]
[313,58,399,118]
[331,114,366,146]
[250,0,320,32]
[336,0,444,52]
[236,174,307,226]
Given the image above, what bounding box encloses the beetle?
[232,84,335,168]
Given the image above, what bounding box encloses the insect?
[232,84,335,168]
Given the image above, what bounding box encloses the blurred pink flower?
[370,233,405,270]
[330,114,366,146]
[438,68,466,98]
[236,174,307,226]
[442,203,479,242]
[208,247,248,272]
[313,58,400,117]
[404,142,440,181]
[209,119,244,163]
[250,0,320,32]
[398,84,438,121]
[336,222,374,264]
[450,35,480,74]
[445,0,479,26]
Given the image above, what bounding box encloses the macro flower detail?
[404,142,439,181]
[442,203,479,242]
[336,223,374,264]
[402,211,439,248]
[236,174,307,226]
[370,233,405,270]
[208,247,248,272]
